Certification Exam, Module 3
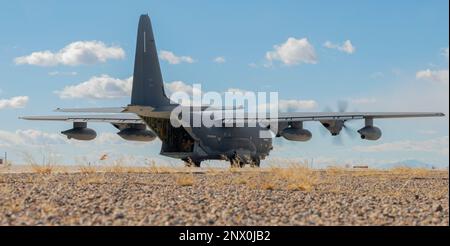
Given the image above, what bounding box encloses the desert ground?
[0,165,448,226]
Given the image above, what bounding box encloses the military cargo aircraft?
[21,15,445,167]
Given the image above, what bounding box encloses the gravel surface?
[0,169,448,225]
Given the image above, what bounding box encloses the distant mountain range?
[375,160,447,169]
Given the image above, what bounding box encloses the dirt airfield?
[0,165,448,226]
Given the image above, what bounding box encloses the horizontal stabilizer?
[198,105,244,111]
[54,107,127,113]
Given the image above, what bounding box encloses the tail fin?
[131,15,171,107]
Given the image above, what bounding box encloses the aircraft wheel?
[230,154,244,168]
[250,157,261,168]
[230,160,244,168]
[184,158,201,168]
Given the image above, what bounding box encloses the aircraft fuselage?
[140,115,272,165]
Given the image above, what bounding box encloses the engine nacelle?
[117,128,156,142]
[61,122,96,141]
[321,120,344,136]
[281,128,312,142]
[358,126,382,141]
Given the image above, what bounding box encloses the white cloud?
[258,99,318,112]
[159,50,195,64]
[442,47,449,61]
[164,81,201,96]
[265,37,317,66]
[164,81,203,106]
[48,71,78,76]
[16,129,66,145]
[56,75,132,99]
[370,72,384,80]
[0,131,20,147]
[56,75,202,101]
[418,130,438,135]
[93,132,124,145]
[15,41,125,66]
[226,88,247,94]
[225,88,319,112]
[213,56,226,63]
[0,96,29,109]
[416,69,449,85]
[349,97,377,105]
[278,99,318,111]
[353,136,449,156]
[0,129,151,148]
[324,40,356,54]
[90,132,152,146]
[0,129,66,147]
[55,77,318,112]
[224,88,317,111]
[415,48,449,85]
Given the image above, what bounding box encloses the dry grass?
[104,163,147,173]
[6,159,446,193]
[207,164,320,191]
[232,174,250,185]
[83,175,107,185]
[286,182,313,191]
[77,162,163,174]
[228,167,241,173]
[205,167,223,176]
[148,162,162,173]
[226,164,320,191]
[325,166,349,176]
[78,165,97,174]
[272,164,318,191]
[261,180,275,190]
[53,166,69,174]
[390,167,436,177]
[342,167,436,178]
[30,164,54,175]
[107,164,126,173]
[148,163,179,174]
[176,174,195,186]
[123,167,149,173]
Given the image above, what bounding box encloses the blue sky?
[0,0,448,167]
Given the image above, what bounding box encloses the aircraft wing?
[54,107,127,113]
[20,114,143,124]
[21,112,445,124]
[223,112,445,123]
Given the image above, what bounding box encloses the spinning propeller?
[320,101,358,145]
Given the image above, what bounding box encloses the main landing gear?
[183,157,201,168]
[230,153,260,168]
[182,155,261,168]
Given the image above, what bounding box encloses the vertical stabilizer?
[131,15,170,107]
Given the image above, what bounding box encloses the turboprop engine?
[357,118,382,140]
[61,122,97,141]
[117,123,156,142]
[280,122,312,142]
[321,120,345,136]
